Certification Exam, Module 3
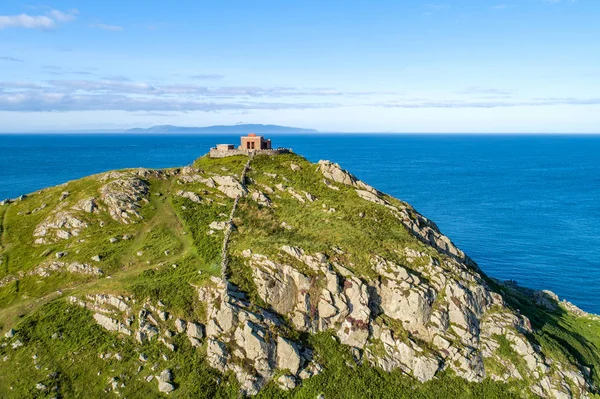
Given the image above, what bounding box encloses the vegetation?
[0,152,599,398]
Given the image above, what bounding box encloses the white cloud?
[0,56,24,62]
[90,23,124,31]
[0,14,55,29]
[0,9,77,30]
[49,9,78,22]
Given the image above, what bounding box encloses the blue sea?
[1,134,599,314]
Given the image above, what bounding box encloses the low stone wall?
[209,148,292,158]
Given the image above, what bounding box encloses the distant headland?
[126,124,319,134]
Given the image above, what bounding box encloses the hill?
[126,124,319,134]
[0,151,599,398]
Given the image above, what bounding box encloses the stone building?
[210,134,289,158]
[239,133,272,150]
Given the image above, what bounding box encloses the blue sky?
[0,0,599,132]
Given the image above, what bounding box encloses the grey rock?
[76,197,98,213]
[251,191,272,207]
[158,380,175,393]
[174,319,187,333]
[159,368,172,382]
[212,175,248,199]
[176,190,202,204]
[100,177,149,224]
[277,375,297,391]
[209,221,228,230]
[93,313,131,336]
[277,337,301,375]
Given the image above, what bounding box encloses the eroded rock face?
[199,278,314,396]
[239,245,590,397]
[34,212,88,244]
[212,176,248,199]
[100,177,149,224]
[0,260,103,286]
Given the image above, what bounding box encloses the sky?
[0,0,599,133]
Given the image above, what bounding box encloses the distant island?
[126,124,319,134]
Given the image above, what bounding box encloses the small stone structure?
[210,134,290,158]
[216,144,235,151]
[241,133,271,150]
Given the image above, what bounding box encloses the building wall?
[216,144,235,151]
[240,136,270,150]
[209,147,291,158]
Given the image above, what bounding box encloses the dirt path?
[220,155,252,291]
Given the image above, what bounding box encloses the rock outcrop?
[34,212,88,244]
[212,175,248,199]
[100,177,149,224]
[199,277,314,395]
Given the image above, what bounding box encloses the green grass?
[256,332,527,399]
[128,255,209,318]
[0,300,238,398]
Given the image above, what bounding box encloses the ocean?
[1,133,599,314]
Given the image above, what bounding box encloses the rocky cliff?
[0,152,598,398]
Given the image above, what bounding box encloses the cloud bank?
[0,78,597,113]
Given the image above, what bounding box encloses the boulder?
[75,197,98,213]
[212,176,248,198]
[251,191,272,207]
[158,380,175,393]
[174,319,187,333]
[209,221,228,231]
[235,321,269,361]
[277,337,301,375]
[277,375,297,391]
[187,322,204,346]
[93,313,131,336]
[176,191,202,204]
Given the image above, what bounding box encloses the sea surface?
[1,134,599,314]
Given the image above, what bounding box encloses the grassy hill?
[0,152,598,398]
